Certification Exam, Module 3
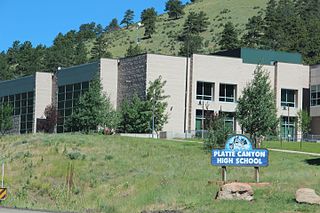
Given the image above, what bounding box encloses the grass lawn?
[0,134,319,213]
[262,140,320,154]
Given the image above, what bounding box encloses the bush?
[203,113,233,151]
[66,151,86,160]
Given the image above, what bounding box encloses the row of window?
[196,81,298,107]
[195,109,235,131]
[0,91,35,134]
[196,82,236,103]
[57,81,90,133]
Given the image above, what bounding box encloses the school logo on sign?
[211,135,269,167]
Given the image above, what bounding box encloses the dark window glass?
[21,100,27,107]
[21,107,27,114]
[9,95,14,102]
[58,101,64,109]
[21,114,26,122]
[15,94,21,101]
[3,96,8,102]
[74,83,81,91]
[14,108,20,115]
[28,99,33,106]
[15,101,20,108]
[73,91,80,99]
[82,81,89,89]
[22,93,27,99]
[65,100,72,108]
[66,85,73,92]
[66,92,73,100]
[58,86,65,94]
[65,109,72,116]
[58,93,65,101]
[28,92,34,98]
[27,107,33,113]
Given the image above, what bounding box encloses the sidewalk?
[169,139,320,157]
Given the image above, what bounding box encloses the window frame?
[219,84,237,102]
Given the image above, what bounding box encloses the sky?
[0,0,189,52]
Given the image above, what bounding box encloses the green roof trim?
[241,48,302,65]
[212,48,302,65]
[57,62,99,86]
[0,75,35,97]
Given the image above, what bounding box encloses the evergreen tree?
[297,109,311,138]
[179,11,209,56]
[219,22,239,50]
[261,0,279,49]
[165,0,185,19]
[179,34,203,56]
[146,76,169,133]
[242,14,264,48]
[0,52,11,80]
[0,103,13,135]
[125,44,143,57]
[121,9,135,29]
[119,94,151,133]
[74,42,88,65]
[91,35,112,60]
[66,77,118,133]
[95,24,104,37]
[182,11,209,36]
[141,8,158,38]
[77,22,97,42]
[105,18,120,32]
[236,66,278,147]
[119,76,169,133]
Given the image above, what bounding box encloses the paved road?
[0,208,68,213]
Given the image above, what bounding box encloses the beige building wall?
[146,54,187,134]
[276,63,309,118]
[34,72,53,133]
[190,54,309,135]
[100,58,118,109]
[310,65,320,117]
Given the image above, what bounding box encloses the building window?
[0,91,34,134]
[196,81,214,101]
[195,109,214,131]
[57,81,90,133]
[219,84,236,102]
[281,116,296,140]
[311,85,320,106]
[222,112,235,131]
[281,89,297,107]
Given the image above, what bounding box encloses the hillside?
[0,134,319,212]
[98,0,268,58]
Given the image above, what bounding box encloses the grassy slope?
[97,0,268,58]
[0,134,320,213]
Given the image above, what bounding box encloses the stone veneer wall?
[118,54,147,107]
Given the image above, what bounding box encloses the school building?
[0,48,313,139]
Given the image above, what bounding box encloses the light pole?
[152,89,156,139]
[136,22,142,44]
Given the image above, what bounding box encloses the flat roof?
[212,48,302,65]
[0,75,35,97]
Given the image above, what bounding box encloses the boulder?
[296,188,320,205]
[216,182,254,201]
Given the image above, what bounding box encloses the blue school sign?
[211,135,269,167]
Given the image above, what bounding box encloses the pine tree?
[66,77,118,133]
[242,14,264,48]
[165,0,185,20]
[0,103,13,135]
[236,66,278,147]
[261,0,279,49]
[179,34,203,56]
[125,44,143,57]
[219,22,239,50]
[91,35,112,60]
[121,9,135,29]
[141,8,158,38]
[182,11,209,36]
[0,52,11,80]
[105,18,120,32]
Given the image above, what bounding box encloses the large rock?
[296,188,320,205]
[216,182,254,201]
